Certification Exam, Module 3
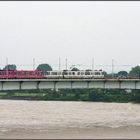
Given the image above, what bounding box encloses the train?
[0,69,104,79]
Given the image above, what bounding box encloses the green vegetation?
[36,63,53,71]
[117,71,128,77]
[0,89,140,103]
[3,64,17,70]
[129,66,140,77]
[71,67,80,71]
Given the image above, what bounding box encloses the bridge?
[0,78,140,91]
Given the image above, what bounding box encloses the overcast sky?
[0,1,140,72]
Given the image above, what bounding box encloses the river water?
[0,100,140,139]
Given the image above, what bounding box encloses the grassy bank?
[0,89,140,103]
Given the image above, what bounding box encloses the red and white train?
[0,70,104,79]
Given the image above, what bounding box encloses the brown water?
[0,100,140,139]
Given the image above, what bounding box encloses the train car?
[44,70,104,79]
[0,70,44,79]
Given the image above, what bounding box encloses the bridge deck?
[0,78,140,82]
[0,78,140,90]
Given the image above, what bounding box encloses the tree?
[3,64,17,70]
[71,67,79,71]
[117,71,128,77]
[36,64,52,71]
[129,66,140,77]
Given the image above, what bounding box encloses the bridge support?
[37,81,40,90]
[0,79,140,91]
[0,81,4,90]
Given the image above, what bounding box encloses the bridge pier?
[87,81,90,89]
[134,81,140,89]
[0,81,4,90]
[19,81,22,90]
[119,81,121,89]
[71,81,73,89]
[37,81,40,90]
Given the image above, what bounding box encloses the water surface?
[0,100,140,138]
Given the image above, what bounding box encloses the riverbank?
[1,126,140,139]
[0,89,140,103]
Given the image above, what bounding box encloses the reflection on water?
[0,100,140,131]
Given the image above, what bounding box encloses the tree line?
[1,64,52,71]
[0,89,140,103]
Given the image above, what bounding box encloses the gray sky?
[0,1,140,72]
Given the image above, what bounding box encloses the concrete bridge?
[0,78,140,91]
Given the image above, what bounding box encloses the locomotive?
[0,69,104,79]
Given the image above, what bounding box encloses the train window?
[63,71,67,75]
[85,71,90,75]
[95,72,100,75]
[82,72,85,75]
[52,72,57,75]
[58,72,62,75]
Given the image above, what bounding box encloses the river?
[0,100,140,139]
